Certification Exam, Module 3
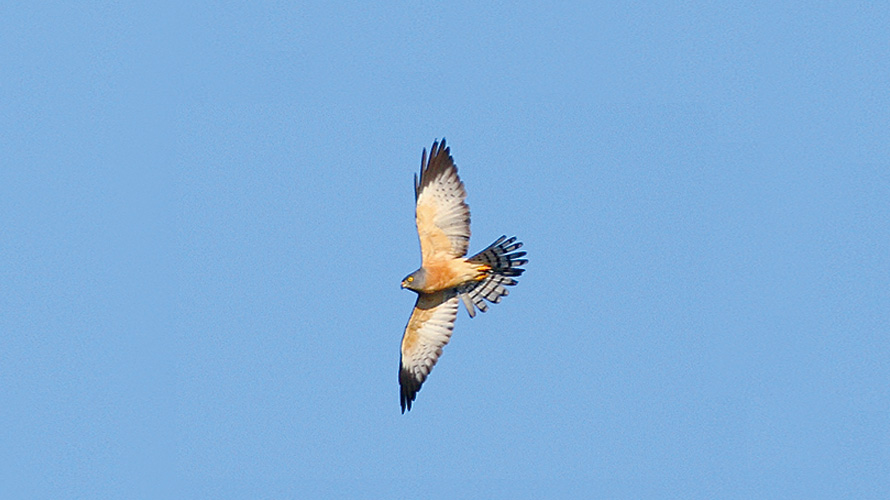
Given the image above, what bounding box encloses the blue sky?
[2,2,888,498]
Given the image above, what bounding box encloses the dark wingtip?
[400,385,412,413]
[399,366,420,413]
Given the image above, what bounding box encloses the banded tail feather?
[459,236,527,317]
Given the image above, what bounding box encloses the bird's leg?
[474,264,491,281]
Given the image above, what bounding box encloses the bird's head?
[401,268,426,292]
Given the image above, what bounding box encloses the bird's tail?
[459,236,527,317]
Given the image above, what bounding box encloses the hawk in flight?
[399,139,527,412]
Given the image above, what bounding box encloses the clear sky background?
[2,2,888,499]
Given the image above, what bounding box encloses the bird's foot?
[474,265,491,281]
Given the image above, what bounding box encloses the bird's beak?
[400,281,406,288]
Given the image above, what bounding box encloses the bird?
[399,139,527,413]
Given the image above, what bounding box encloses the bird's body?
[406,259,486,294]
[399,139,527,412]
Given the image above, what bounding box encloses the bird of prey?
[399,139,527,412]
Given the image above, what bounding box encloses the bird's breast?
[419,258,479,293]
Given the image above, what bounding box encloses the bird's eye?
[407,276,414,282]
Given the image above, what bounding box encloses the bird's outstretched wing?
[414,139,471,262]
[399,290,460,413]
